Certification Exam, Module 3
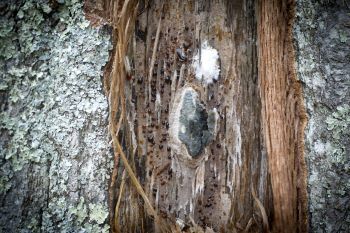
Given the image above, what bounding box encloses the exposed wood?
[85,0,308,232]
[257,0,308,232]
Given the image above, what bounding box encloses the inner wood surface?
[258,0,307,232]
[129,1,268,231]
[84,0,307,232]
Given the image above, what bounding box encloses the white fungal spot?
[180,125,186,134]
[192,41,220,84]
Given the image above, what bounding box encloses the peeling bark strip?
[257,0,308,232]
[85,0,307,232]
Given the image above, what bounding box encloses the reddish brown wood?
[258,0,308,232]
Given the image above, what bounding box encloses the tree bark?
[1,0,349,232]
[294,1,350,232]
[0,1,112,232]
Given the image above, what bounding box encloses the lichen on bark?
[294,0,350,232]
[0,0,112,232]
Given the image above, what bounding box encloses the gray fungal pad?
[178,90,215,158]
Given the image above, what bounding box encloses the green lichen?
[88,203,109,225]
[27,217,40,231]
[339,30,348,43]
[325,104,350,165]
[69,197,88,224]
[326,104,350,140]
[0,176,11,194]
[83,222,110,233]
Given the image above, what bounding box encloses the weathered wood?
[85,0,307,232]
[124,1,269,232]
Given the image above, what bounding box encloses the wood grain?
[258,0,308,232]
[85,0,308,232]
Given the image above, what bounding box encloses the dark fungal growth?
[178,90,215,158]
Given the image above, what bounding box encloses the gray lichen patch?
[171,87,217,159]
[0,0,112,232]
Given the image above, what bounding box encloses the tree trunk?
[1,0,349,233]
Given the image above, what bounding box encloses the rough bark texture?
[294,0,350,232]
[0,0,112,232]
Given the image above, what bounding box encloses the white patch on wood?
[176,218,186,230]
[155,92,161,123]
[127,117,138,157]
[170,70,177,104]
[192,41,220,84]
[194,163,205,195]
[177,64,186,90]
[225,97,242,193]
[211,107,220,136]
[124,56,131,75]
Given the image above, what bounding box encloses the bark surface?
[0,1,112,232]
[294,0,350,232]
